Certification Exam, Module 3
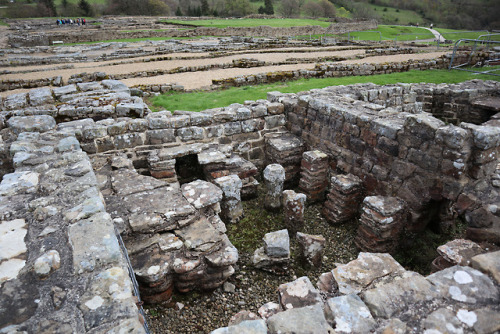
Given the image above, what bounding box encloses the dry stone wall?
[272,80,500,241]
[7,19,377,47]
[212,52,490,88]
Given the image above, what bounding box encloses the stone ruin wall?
[1,79,499,333]
[0,51,490,94]
[7,20,378,47]
[275,80,500,241]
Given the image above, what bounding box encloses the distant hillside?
[3,0,499,30]
[331,0,500,30]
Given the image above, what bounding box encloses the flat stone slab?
[181,180,223,209]
[263,229,290,258]
[437,239,485,266]
[68,212,123,274]
[472,97,500,112]
[267,134,304,152]
[278,276,322,310]
[267,303,333,334]
[122,187,196,233]
[471,250,500,284]
[361,271,440,318]
[0,171,39,196]
[325,294,376,333]
[332,252,406,295]
[7,115,56,134]
[175,215,222,253]
[198,150,226,165]
[111,169,168,196]
[427,265,500,305]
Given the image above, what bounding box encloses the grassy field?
[436,28,499,42]
[163,18,331,28]
[367,3,425,26]
[343,25,434,41]
[151,68,500,112]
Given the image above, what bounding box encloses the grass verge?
[162,18,331,28]
[343,25,434,41]
[150,67,500,112]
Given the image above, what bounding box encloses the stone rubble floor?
[144,184,467,334]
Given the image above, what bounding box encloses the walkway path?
[423,27,446,43]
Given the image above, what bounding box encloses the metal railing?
[116,228,151,334]
[448,38,500,76]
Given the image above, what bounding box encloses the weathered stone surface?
[267,303,334,334]
[264,229,289,258]
[427,265,500,304]
[332,252,406,295]
[213,175,243,224]
[33,250,61,277]
[7,115,56,134]
[211,319,267,334]
[266,133,304,184]
[296,232,325,267]
[68,212,123,274]
[437,239,485,266]
[0,171,39,196]
[361,271,440,318]
[422,307,465,334]
[282,190,306,234]
[355,196,406,253]
[263,163,285,210]
[323,173,364,224]
[471,250,500,284]
[228,310,260,326]
[258,302,280,319]
[324,294,376,333]
[78,266,139,331]
[299,150,328,202]
[28,87,54,106]
[181,180,223,209]
[278,276,322,310]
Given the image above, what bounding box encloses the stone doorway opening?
[175,154,204,184]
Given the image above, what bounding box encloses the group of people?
[56,18,86,26]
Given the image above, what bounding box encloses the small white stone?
[457,309,477,327]
[85,296,104,310]
[0,259,26,284]
[34,250,60,277]
[147,266,160,275]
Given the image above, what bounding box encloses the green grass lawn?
[151,68,500,112]
[436,28,499,42]
[162,18,331,28]
[367,3,425,26]
[343,25,434,41]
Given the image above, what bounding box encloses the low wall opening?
[175,154,204,184]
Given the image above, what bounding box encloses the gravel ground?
[144,185,360,334]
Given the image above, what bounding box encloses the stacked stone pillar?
[147,151,177,183]
[322,174,363,224]
[263,163,286,211]
[355,196,406,253]
[283,190,307,234]
[299,150,329,202]
[213,175,243,224]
